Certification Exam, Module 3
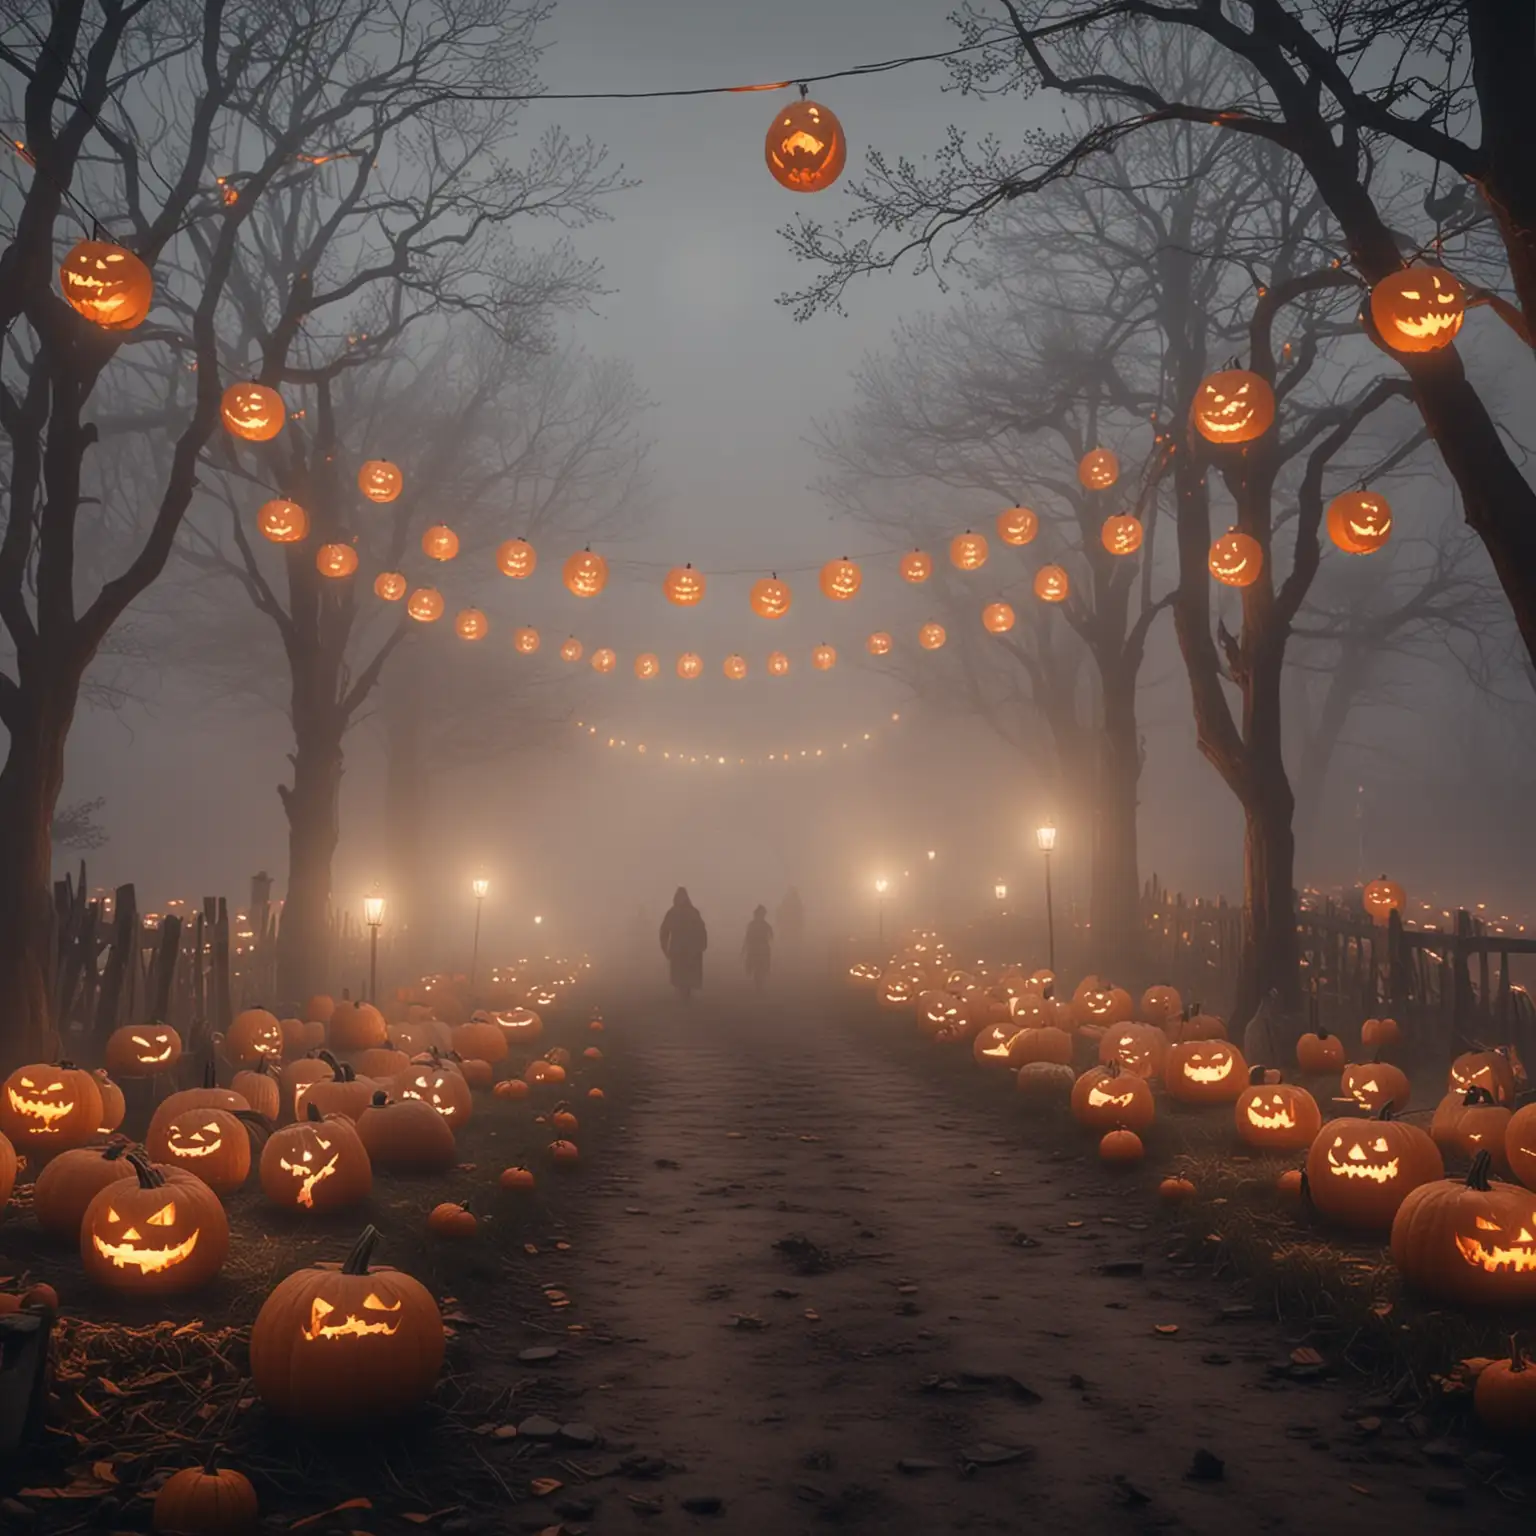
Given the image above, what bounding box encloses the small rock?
[518,1414,561,1438]
[1424,1483,1466,1507]
[1186,1449,1225,1482]
[1068,1374,1086,1391]
[960,1442,1031,1468]
[560,1422,600,1447]
[681,1495,724,1514]
[619,1454,669,1480]
[655,1158,680,1169]
[518,1346,561,1363]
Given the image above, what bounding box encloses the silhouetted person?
[743,905,773,991]
[777,887,804,947]
[659,887,707,1001]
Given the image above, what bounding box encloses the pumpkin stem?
[370,1089,390,1106]
[343,1224,381,1274]
[1298,1169,1311,1203]
[234,1109,273,1143]
[1248,1065,1267,1086]
[1466,1150,1494,1191]
[125,1150,166,1188]
[1463,1086,1495,1107]
[1376,1104,1396,1122]
[102,1138,132,1161]
[305,1101,324,1122]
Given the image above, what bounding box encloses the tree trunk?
[1091,670,1142,969]
[383,694,429,976]
[275,713,343,1006]
[1235,771,1302,1029]
[0,677,77,1066]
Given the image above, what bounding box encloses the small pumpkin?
[1435,1087,1512,1173]
[549,1138,580,1167]
[428,1201,477,1239]
[1096,1022,1167,1080]
[259,1105,372,1213]
[1474,1349,1536,1437]
[1070,1063,1155,1134]
[80,1153,229,1295]
[493,1078,530,1101]
[1449,1049,1517,1106]
[500,1166,536,1191]
[304,1053,376,1121]
[1139,985,1182,1029]
[152,1465,259,1535]
[396,1061,473,1125]
[1158,1176,1195,1204]
[327,1000,389,1053]
[1099,1129,1144,1164]
[1360,1016,1400,1050]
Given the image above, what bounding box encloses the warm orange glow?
[455,608,488,641]
[1034,565,1069,603]
[982,601,1015,634]
[750,575,792,618]
[258,499,307,544]
[1192,369,1275,444]
[422,524,459,561]
[301,1294,402,1341]
[996,507,1038,546]
[564,549,608,597]
[591,647,616,673]
[663,564,706,606]
[357,460,402,503]
[374,571,406,601]
[767,651,790,677]
[919,621,946,650]
[1208,530,1262,587]
[315,543,358,578]
[221,383,285,441]
[819,558,861,600]
[764,98,847,193]
[407,588,444,623]
[899,550,932,583]
[1101,515,1143,555]
[513,626,540,654]
[560,636,583,662]
[949,531,988,571]
[1078,448,1119,490]
[723,653,748,680]
[866,631,892,656]
[812,644,836,671]
[1327,490,1393,555]
[634,651,660,679]
[497,538,537,578]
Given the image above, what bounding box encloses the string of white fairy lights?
[571,710,905,769]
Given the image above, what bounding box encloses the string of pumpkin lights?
[570,710,905,768]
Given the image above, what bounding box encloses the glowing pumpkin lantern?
[455,608,488,641]
[221,383,285,441]
[152,1107,256,1195]
[866,631,892,656]
[1192,368,1275,444]
[1507,1102,1536,1192]
[1070,1063,1155,1134]
[421,524,459,561]
[1101,515,1143,556]
[0,1062,105,1152]
[407,588,443,623]
[899,550,932,583]
[227,1007,285,1066]
[257,499,308,544]
[374,571,406,601]
[820,557,861,600]
[315,543,358,578]
[677,651,702,679]
[591,647,616,673]
[564,548,608,597]
[982,601,1015,634]
[634,652,660,680]
[105,1023,183,1079]
[767,650,790,677]
[918,621,946,650]
[1305,1108,1443,1230]
[1078,448,1119,490]
[1326,490,1393,555]
[59,240,153,329]
[723,653,748,680]
[1448,1048,1517,1106]
[764,98,847,193]
[1034,565,1069,603]
[1163,1040,1247,1104]
[1097,1022,1168,1079]
[81,1153,229,1294]
[1362,876,1405,924]
[357,461,403,503]
[261,1107,372,1213]
[560,636,583,663]
[1295,1027,1345,1075]
[750,575,792,618]
[1208,530,1262,587]
[812,644,836,671]
[997,507,1038,546]
[1235,1076,1321,1151]
[513,626,540,654]
[1340,1059,1411,1114]
[497,538,537,578]
[1370,265,1466,354]
[950,530,989,571]
[664,564,706,606]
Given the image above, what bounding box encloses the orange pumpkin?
[1070,1064,1155,1134]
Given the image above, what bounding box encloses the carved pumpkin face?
[261,1113,371,1212]
[918,622,946,650]
[899,550,932,583]
[357,460,403,503]
[105,1023,183,1078]
[158,1108,253,1194]
[1208,530,1262,587]
[767,650,790,676]
[406,588,443,622]
[81,1159,229,1293]
[1101,515,1143,556]
[664,564,706,606]
[505,625,537,656]
[820,557,861,600]
[374,571,407,601]
[1370,265,1465,353]
[1070,1064,1155,1133]
[564,549,608,597]
[455,608,488,641]
[422,524,459,561]
[950,531,989,571]
[497,537,537,578]
[1139,985,1182,1028]
[316,543,358,578]
[0,1063,104,1150]
[1235,1082,1321,1150]
[1097,1022,1167,1080]
[750,575,792,618]
[1164,1041,1247,1104]
[1192,369,1275,444]
[59,240,153,329]
[397,1066,472,1124]
[1034,565,1069,603]
[764,99,847,193]
[561,636,583,663]
[257,498,308,544]
[1078,448,1119,490]
[1449,1050,1516,1105]
[812,644,836,671]
[1305,1112,1443,1230]
[227,1008,284,1065]
[1340,1060,1411,1113]
[848,962,881,987]
[879,976,915,1010]
[674,651,703,679]
[221,383,285,441]
[996,507,1038,546]
[1326,490,1393,555]
[1362,876,1405,923]
[982,601,1015,634]
[723,653,748,680]
[866,631,892,656]
[633,651,659,679]
[918,990,969,1044]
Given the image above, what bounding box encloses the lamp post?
[1036,819,1057,972]
[363,894,385,1003]
[470,877,489,987]
[874,877,889,948]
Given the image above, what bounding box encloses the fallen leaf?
[290,1497,373,1528]
[804,1309,820,1321]
[1290,1346,1324,1366]
[399,1509,462,1524]
[530,1477,563,1497]
[1154,1324,1179,1336]
[91,1461,117,1484]
[525,1243,540,1255]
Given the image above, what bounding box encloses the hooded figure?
[659,887,707,999]
[743,904,773,990]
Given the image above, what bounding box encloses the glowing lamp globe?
[750,575,792,618]
[1192,369,1275,444]
[677,651,703,680]
[564,549,608,598]
[497,538,537,578]
[315,543,358,579]
[812,644,836,671]
[1208,530,1262,588]
[258,499,307,544]
[1078,448,1119,490]
[221,383,285,442]
[358,460,403,503]
[997,507,1038,546]
[407,588,444,623]
[590,647,616,674]
[867,631,892,656]
[455,608,488,641]
[1034,565,1069,603]
[1327,490,1393,555]
[1101,515,1143,556]
[664,564,706,606]
[560,636,583,663]
[723,654,748,681]
[513,626,540,655]
[919,622,946,651]
[819,557,861,600]
[374,571,407,601]
[764,98,847,193]
[422,524,459,561]
[1370,266,1466,353]
[59,240,153,329]
[982,601,1015,634]
[634,652,660,680]
[767,651,790,677]
[900,550,933,584]
[950,530,989,571]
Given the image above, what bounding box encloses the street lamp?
[1035,819,1057,971]
[470,876,490,987]
[994,880,1008,904]
[874,876,890,947]
[362,894,385,1003]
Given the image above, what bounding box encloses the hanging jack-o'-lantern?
[1192,368,1276,444]
[261,1106,372,1212]
[1235,1073,1321,1151]
[1390,1152,1536,1307]
[81,1153,229,1294]
[257,499,308,544]
[676,651,702,680]
[59,240,153,329]
[1362,875,1406,924]
[1208,530,1262,587]
[374,571,406,601]
[455,608,488,641]
[407,588,444,623]
[1070,1063,1155,1134]
[315,543,358,579]
[564,548,608,597]
[1163,1040,1247,1104]
[357,460,403,503]
[1340,1059,1411,1114]
[866,631,892,656]
[982,601,1015,634]
[496,538,537,578]
[105,1023,183,1079]
[918,621,946,651]
[750,575,792,618]
[997,507,1038,546]
[0,1062,105,1152]
[950,530,989,571]
[512,626,540,654]
[723,653,748,680]
[421,524,459,561]
[820,557,861,600]
[1327,490,1393,555]
[1034,565,1069,603]
[1101,515,1143,556]
[764,97,847,193]
[590,646,616,673]
[1078,448,1119,490]
[633,651,660,680]
[767,650,790,677]
[221,382,285,442]
[1370,265,1466,354]
[664,564,706,606]
[1304,1107,1443,1230]
[899,550,933,584]
[249,1225,445,1422]
[811,644,836,671]
[560,636,583,663]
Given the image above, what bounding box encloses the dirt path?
[549,987,1527,1535]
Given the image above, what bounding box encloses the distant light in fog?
[534,914,543,925]
[471,876,489,900]
[1036,819,1058,853]
[874,877,890,895]
[927,849,937,861]
[994,882,1008,902]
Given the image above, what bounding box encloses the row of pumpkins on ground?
[851,952,1536,1313]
